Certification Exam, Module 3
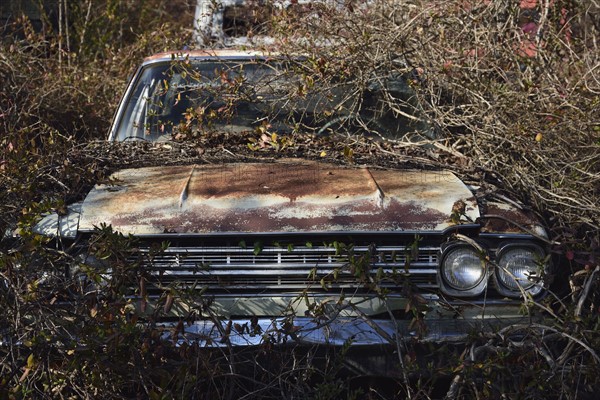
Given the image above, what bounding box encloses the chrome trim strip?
[85,225,482,238]
[478,233,540,240]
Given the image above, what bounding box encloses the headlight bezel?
[493,243,546,298]
[438,242,490,297]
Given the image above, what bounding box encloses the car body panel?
[32,203,82,238]
[480,200,547,238]
[77,160,480,235]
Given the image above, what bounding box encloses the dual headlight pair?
[439,243,546,298]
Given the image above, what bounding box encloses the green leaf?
[253,241,263,256]
[320,277,327,290]
[343,146,353,161]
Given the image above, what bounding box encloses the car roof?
[142,49,273,65]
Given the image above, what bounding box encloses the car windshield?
[113,58,432,142]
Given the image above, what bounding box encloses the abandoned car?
[34,50,552,349]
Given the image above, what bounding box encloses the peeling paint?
[78,159,480,234]
[480,201,547,237]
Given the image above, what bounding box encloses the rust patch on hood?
[79,160,480,234]
[479,201,547,237]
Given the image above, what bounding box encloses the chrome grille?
[135,245,440,293]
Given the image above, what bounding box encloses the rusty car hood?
[78,159,481,234]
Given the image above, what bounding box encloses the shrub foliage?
[0,0,599,398]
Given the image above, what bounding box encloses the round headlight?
[496,247,541,291]
[442,246,486,290]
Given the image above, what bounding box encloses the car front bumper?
[157,304,537,347]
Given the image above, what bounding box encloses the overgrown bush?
[1,0,599,398]
[265,0,599,237]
